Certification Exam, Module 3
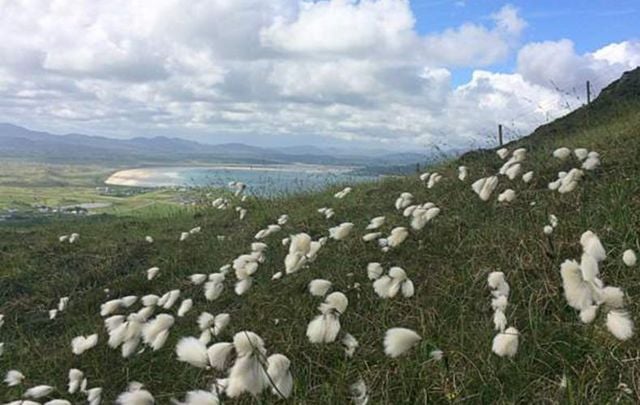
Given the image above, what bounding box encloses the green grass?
[1,71,640,403]
[0,160,192,216]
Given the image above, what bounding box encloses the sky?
[0,0,638,152]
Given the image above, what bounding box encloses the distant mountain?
[0,123,433,167]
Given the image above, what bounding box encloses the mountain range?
[0,123,434,167]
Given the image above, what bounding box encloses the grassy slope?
[1,70,639,403]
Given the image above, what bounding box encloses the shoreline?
[104,164,359,188]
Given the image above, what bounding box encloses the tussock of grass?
[1,69,639,403]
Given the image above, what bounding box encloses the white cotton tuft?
[23,385,54,398]
[266,354,293,398]
[606,310,635,341]
[120,296,138,308]
[189,274,207,285]
[384,328,421,358]
[204,279,224,301]
[306,314,341,343]
[580,231,606,262]
[341,333,359,357]
[68,368,84,394]
[116,386,154,405]
[505,164,521,180]
[543,225,553,235]
[579,305,598,324]
[100,299,122,316]
[496,148,509,159]
[574,148,588,161]
[491,327,519,358]
[176,337,209,368]
[322,292,349,314]
[225,353,268,398]
[146,267,160,280]
[207,342,234,371]
[71,334,98,355]
[560,259,593,311]
[141,294,159,307]
[458,166,468,181]
[177,299,193,317]
[197,312,214,330]
[235,278,253,295]
[58,296,69,311]
[522,171,534,183]
[387,227,409,248]
[622,249,637,267]
[49,309,58,320]
[87,387,103,405]
[350,379,369,405]
[213,313,231,336]
[497,189,516,203]
[142,314,174,350]
[366,216,385,230]
[599,286,625,308]
[491,295,508,312]
[487,272,509,298]
[160,290,181,309]
[367,262,384,280]
[472,176,499,201]
[308,279,332,297]
[362,232,381,242]
[553,147,571,160]
[145,236,154,243]
[174,390,220,405]
[4,370,25,386]
[580,253,599,282]
[401,279,415,298]
[45,399,72,405]
[329,222,354,240]
[493,309,507,331]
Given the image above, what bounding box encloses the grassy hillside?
[1,69,639,404]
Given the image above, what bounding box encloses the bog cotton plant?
[308,279,332,297]
[334,187,352,199]
[426,172,442,189]
[306,292,348,343]
[553,147,572,160]
[116,382,154,405]
[410,203,440,231]
[329,222,354,240]
[317,207,335,219]
[560,231,635,340]
[497,189,516,203]
[622,249,637,267]
[372,266,414,298]
[4,370,25,386]
[394,192,414,210]
[383,328,421,358]
[379,227,409,250]
[458,166,468,181]
[177,331,292,399]
[366,216,385,230]
[471,176,499,201]
[487,272,519,357]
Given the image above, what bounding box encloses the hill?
[1,68,639,403]
[0,123,430,167]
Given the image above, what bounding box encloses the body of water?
[105,164,376,196]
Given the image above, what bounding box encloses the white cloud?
[0,1,637,150]
[517,39,640,94]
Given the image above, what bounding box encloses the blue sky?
[0,0,638,150]
[412,0,639,85]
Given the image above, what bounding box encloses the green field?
[1,70,639,403]
[0,160,189,216]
